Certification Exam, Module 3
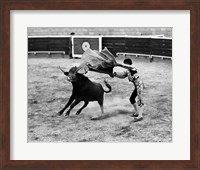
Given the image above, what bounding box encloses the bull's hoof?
[65,112,70,117]
[76,111,81,115]
[57,112,63,116]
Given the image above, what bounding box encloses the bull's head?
[59,66,79,82]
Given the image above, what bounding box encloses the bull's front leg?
[65,98,81,116]
[76,101,89,115]
[57,95,75,116]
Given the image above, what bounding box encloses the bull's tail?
[103,79,112,93]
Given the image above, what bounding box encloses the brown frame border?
[0,0,200,170]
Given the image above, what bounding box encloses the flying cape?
[78,47,133,77]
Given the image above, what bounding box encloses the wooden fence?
[28,36,172,59]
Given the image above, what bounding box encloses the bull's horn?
[75,65,82,73]
[59,66,65,73]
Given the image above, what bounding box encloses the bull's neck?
[71,74,88,89]
[72,81,80,86]
[71,79,82,89]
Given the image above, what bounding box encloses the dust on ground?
[28,56,172,142]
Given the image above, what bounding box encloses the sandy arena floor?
[28,56,172,142]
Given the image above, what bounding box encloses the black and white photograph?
[28,27,172,142]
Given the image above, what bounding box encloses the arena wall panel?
[28,36,172,58]
[28,37,70,54]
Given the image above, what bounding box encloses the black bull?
[57,66,112,117]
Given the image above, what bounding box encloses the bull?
[57,66,112,119]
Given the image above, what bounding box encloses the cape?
[78,47,133,77]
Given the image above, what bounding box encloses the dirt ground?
[28,55,172,142]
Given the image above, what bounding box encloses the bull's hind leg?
[65,99,81,116]
[99,103,104,114]
[98,98,104,114]
[76,101,89,115]
[91,98,104,120]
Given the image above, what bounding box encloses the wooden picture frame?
[0,0,199,169]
